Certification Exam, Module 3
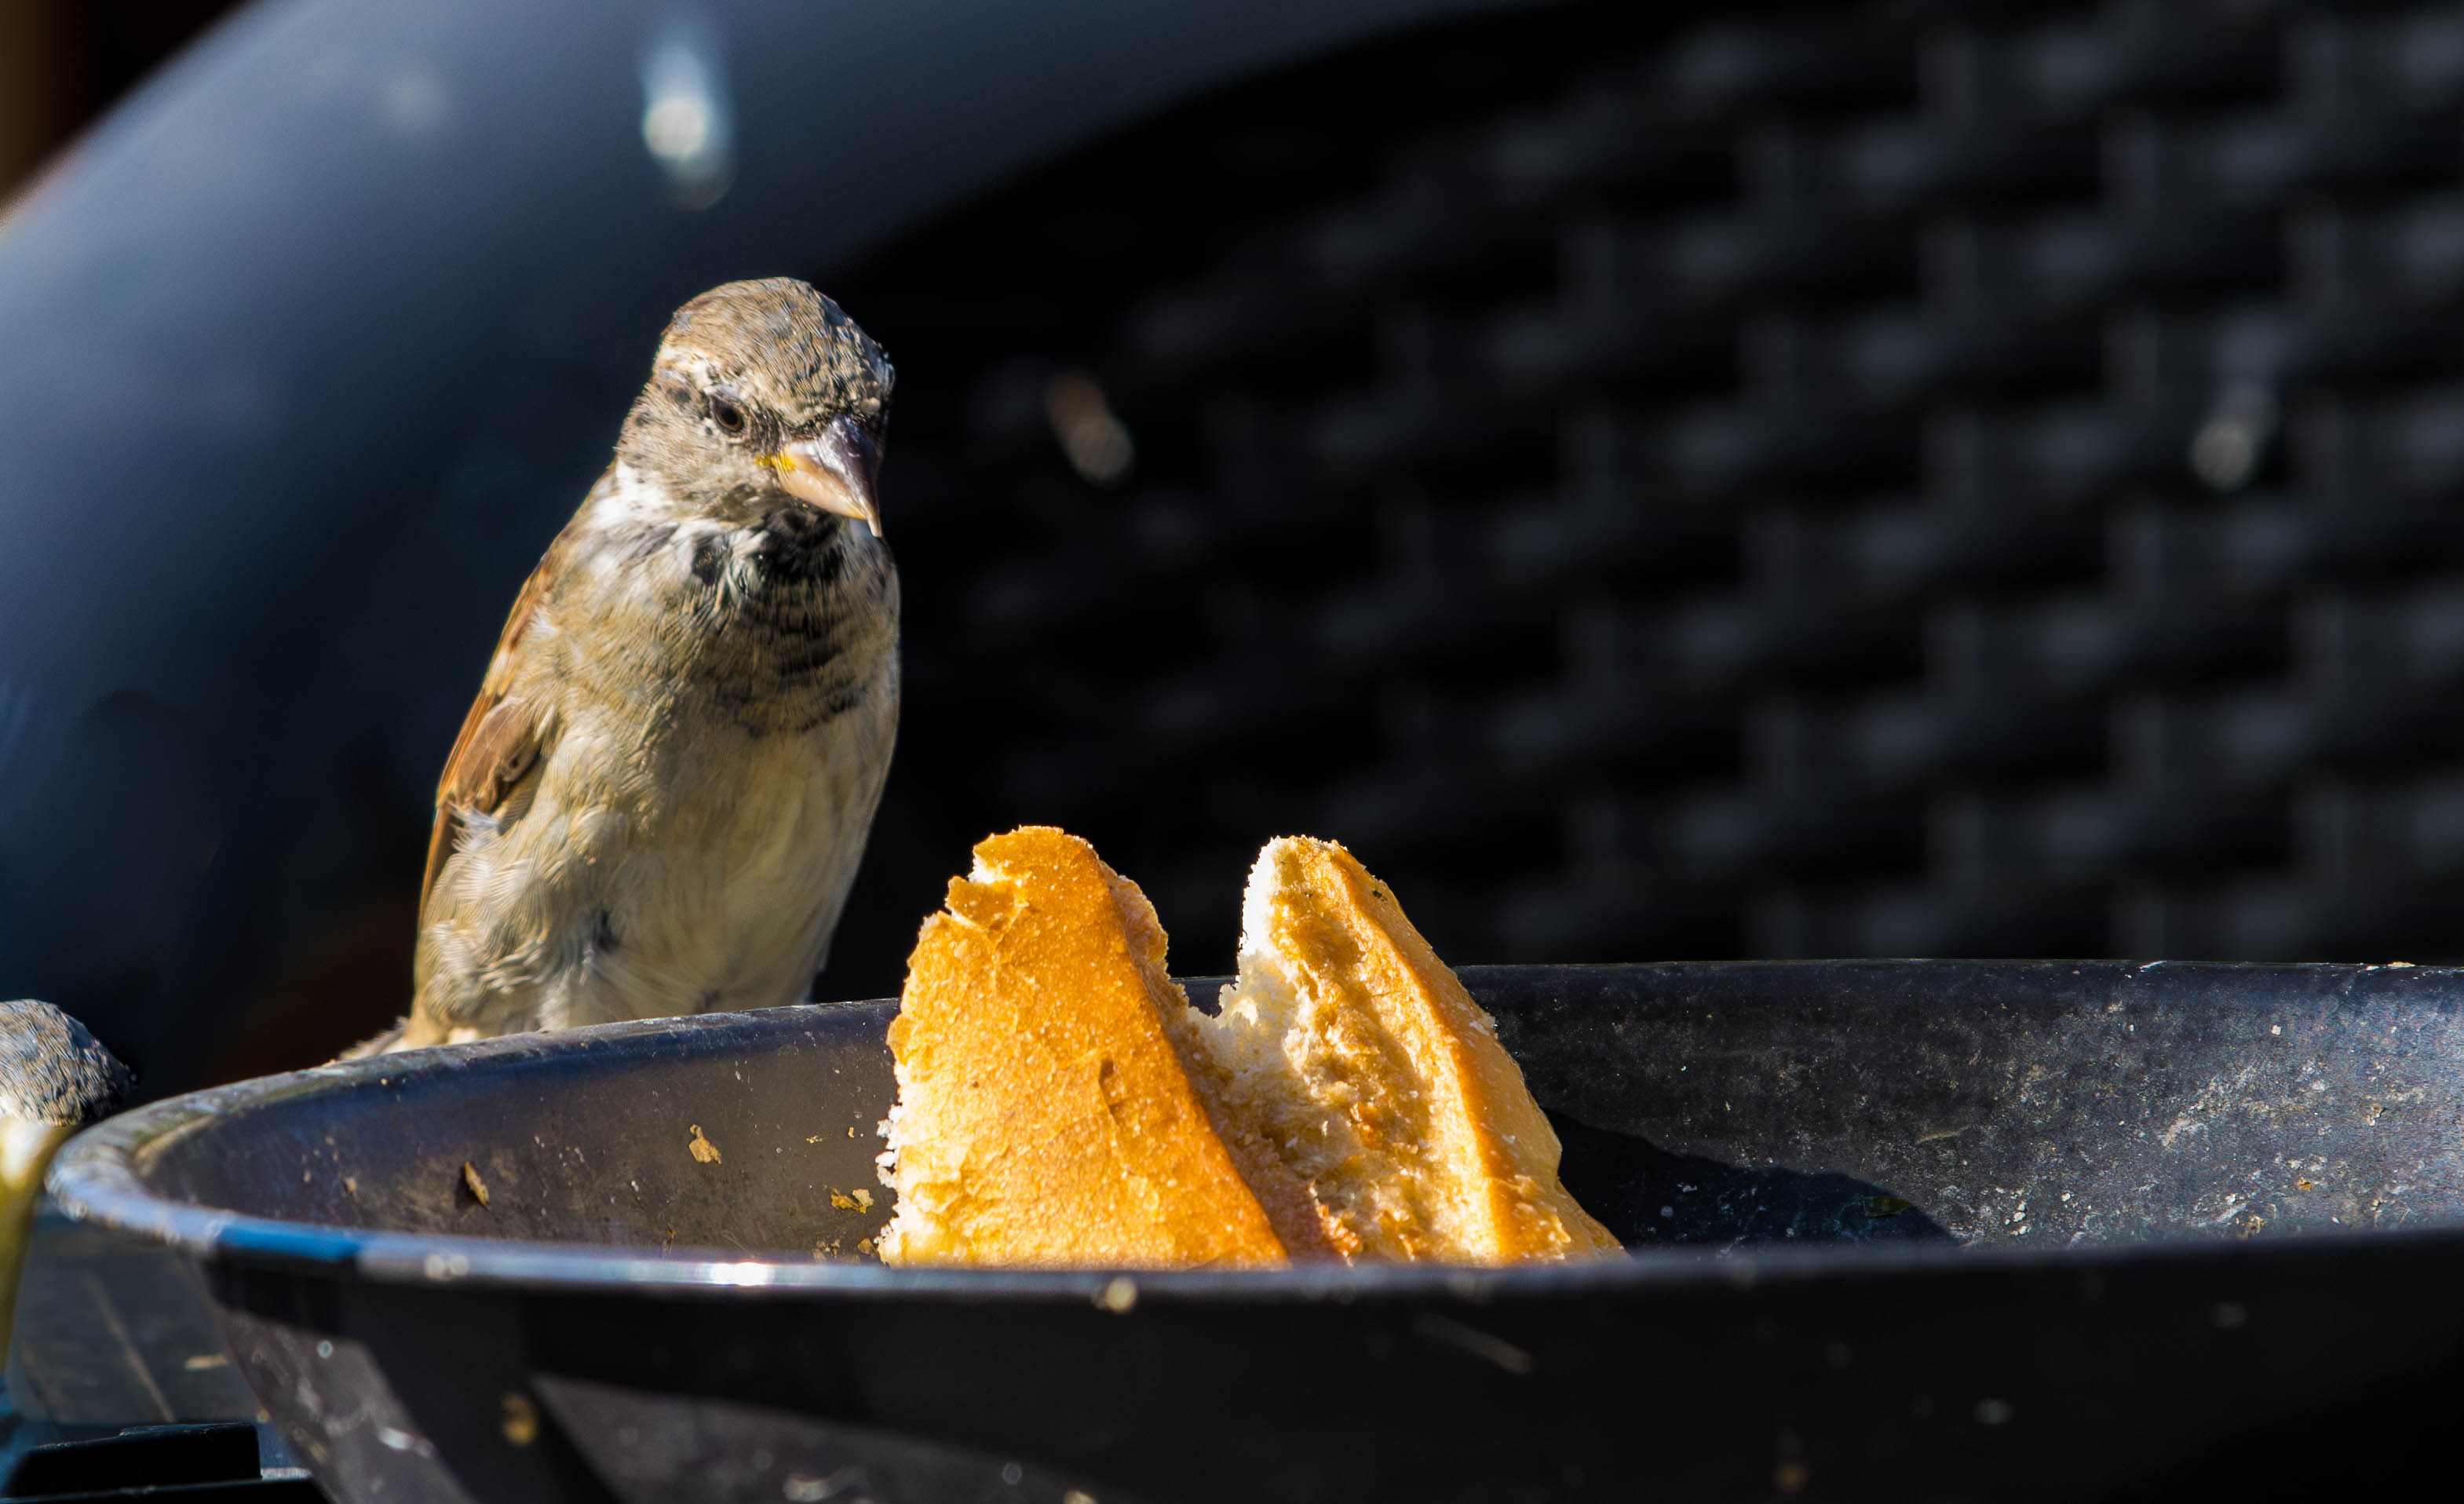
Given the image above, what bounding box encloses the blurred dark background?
[9,0,2464,1097]
[846,0,2464,981]
[0,0,237,204]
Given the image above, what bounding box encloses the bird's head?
[618,277,895,536]
[1,998,133,1377]
[0,997,133,1137]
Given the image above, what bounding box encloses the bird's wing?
[418,532,568,912]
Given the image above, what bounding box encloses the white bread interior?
[1188,836,1623,1262]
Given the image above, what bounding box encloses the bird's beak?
[770,416,882,537]
[0,1116,76,1365]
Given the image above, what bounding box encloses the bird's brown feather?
[418,525,569,910]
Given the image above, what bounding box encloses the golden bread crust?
[878,827,1289,1267]
[1249,838,1623,1261]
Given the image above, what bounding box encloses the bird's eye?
[711,397,748,436]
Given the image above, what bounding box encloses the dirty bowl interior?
[51,961,2464,1503]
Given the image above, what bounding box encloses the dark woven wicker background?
[820,0,2464,994]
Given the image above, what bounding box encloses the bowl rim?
[48,960,2464,1303]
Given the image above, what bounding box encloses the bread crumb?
[688,1125,722,1164]
[501,1393,538,1448]
[461,1161,491,1208]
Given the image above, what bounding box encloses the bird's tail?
[335,1019,408,1060]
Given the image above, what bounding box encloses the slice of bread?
[875,827,1618,1267]
[876,827,1290,1267]
[1192,837,1623,1262]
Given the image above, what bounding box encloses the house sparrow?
[365,279,900,1053]
[2,998,133,1367]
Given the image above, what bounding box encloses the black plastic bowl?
[47,962,2464,1503]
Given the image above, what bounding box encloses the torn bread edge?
[877,827,1619,1266]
